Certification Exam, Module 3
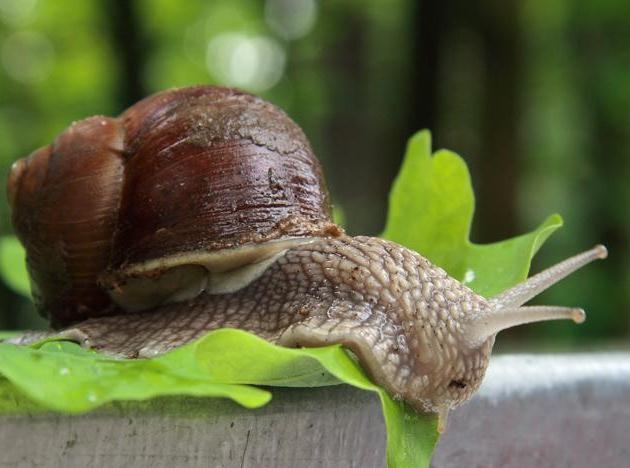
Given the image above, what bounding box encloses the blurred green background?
[0,0,627,349]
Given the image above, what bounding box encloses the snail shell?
[7,86,606,428]
[8,86,340,326]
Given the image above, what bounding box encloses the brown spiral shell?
[8,86,339,327]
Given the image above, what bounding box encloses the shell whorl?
[114,86,336,266]
[8,117,125,325]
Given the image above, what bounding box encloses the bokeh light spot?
[0,0,38,25]
[265,0,317,40]
[206,33,286,92]
[1,31,55,83]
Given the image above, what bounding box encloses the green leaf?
[0,339,271,413]
[0,330,437,467]
[0,236,30,298]
[379,396,438,468]
[382,130,563,297]
[332,203,346,228]
[0,378,48,414]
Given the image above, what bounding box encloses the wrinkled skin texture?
[29,236,494,414]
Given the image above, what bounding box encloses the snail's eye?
[448,379,467,390]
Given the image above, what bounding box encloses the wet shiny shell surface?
[113,87,335,269]
[8,86,338,326]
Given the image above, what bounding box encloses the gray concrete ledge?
[1,353,629,468]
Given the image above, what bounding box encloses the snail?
[6,85,606,431]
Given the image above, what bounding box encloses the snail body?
[7,86,606,429]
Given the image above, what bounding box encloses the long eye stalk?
[464,245,607,348]
[490,244,607,309]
